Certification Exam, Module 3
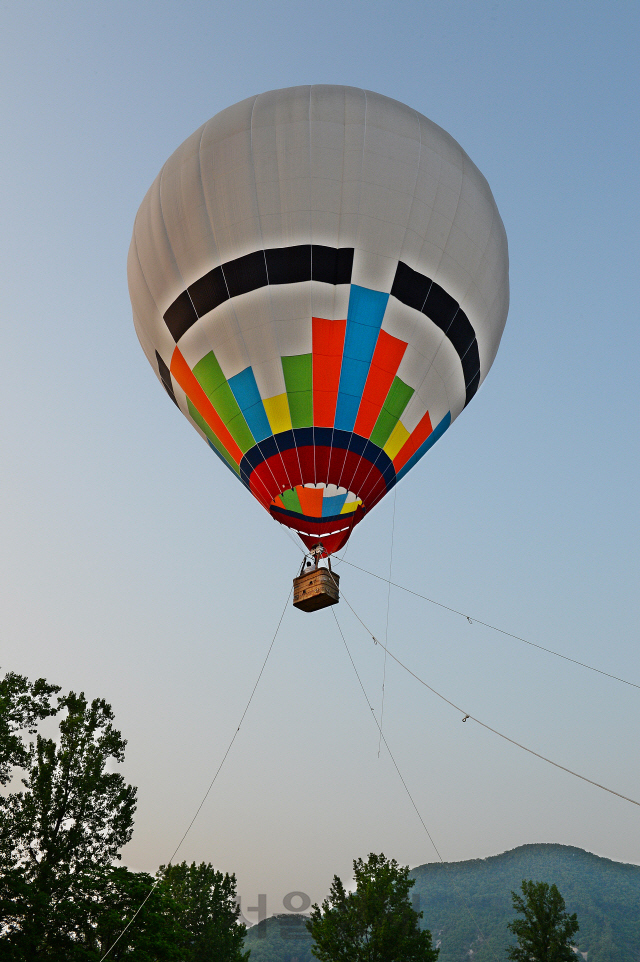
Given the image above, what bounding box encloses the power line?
[340,559,640,691]
[99,588,291,961]
[337,587,640,810]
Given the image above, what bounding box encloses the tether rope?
[339,559,640,691]
[378,488,396,757]
[336,585,640,809]
[99,588,291,961]
[332,608,495,956]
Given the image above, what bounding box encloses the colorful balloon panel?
[129,86,509,554]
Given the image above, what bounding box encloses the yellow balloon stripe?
[383,420,411,462]
[263,393,293,434]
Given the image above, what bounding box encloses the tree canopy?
[0,676,137,957]
[0,670,247,960]
[158,861,249,962]
[307,852,439,962]
[0,671,60,786]
[507,879,579,962]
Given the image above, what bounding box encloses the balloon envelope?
[128,85,509,555]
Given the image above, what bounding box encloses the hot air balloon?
[128,85,509,574]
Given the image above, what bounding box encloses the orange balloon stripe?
[170,347,243,466]
[312,317,347,427]
[297,485,324,518]
[392,410,433,474]
[353,329,407,437]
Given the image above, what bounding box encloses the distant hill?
[244,914,314,962]
[243,844,640,962]
[411,843,640,962]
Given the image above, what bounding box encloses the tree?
[83,865,186,961]
[0,671,249,960]
[0,671,59,785]
[307,852,439,962]
[0,678,137,958]
[507,880,579,962]
[158,861,249,961]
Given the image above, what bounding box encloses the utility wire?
[332,608,444,858]
[337,587,640,810]
[99,588,291,961]
[332,608,494,956]
[378,488,396,757]
[340,559,640,691]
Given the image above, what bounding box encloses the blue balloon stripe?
[334,286,389,432]
[322,492,348,517]
[228,367,272,442]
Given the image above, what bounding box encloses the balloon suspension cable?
[336,559,640,691]
[331,576,640,809]
[331,606,495,959]
[99,587,292,961]
[297,542,331,577]
[378,487,396,758]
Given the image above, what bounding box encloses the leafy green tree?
[307,852,439,962]
[83,865,186,961]
[0,677,137,958]
[507,880,579,962]
[0,671,59,785]
[158,860,249,962]
[0,671,249,960]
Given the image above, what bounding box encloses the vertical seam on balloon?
[336,92,381,494]
[315,86,346,488]
[400,152,480,412]
[359,325,448,501]
[196,118,280,501]
[154,134,264,461]
[191,124,260,456]
[408,146,473,417]
[131,234,189,421]
[399,108,424,269]
[411,128,440,287]
[419,280,434,314]
[251,93,304,494]
[379,106,427,389]
[408,129,478,405]
[365,363,449,507]
[309,86,316,486]
[197,105,284,504]
[328,88,366,487]
[461,159,498,390]
[132,185,180,350]
[347,106,424,477]
[328,86,350,486]
[332,87,368,493]
[157,156,199,323]
[249,97,293,500]
[248,94,295,494]
[354,328,445,506]
[281,85,313,492]
[429,151,465,284]
[415,312,462,419]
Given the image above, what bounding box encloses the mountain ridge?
[244,843,640,962]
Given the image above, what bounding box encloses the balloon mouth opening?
[269,483,365,556]
[271,483,362,520]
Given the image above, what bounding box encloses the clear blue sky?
[2,0,639,918]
